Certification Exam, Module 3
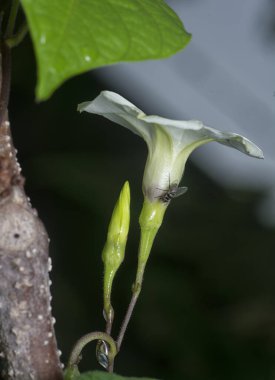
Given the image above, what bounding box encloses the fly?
[157,176,188,203]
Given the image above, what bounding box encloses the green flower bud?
[102,181,130,324]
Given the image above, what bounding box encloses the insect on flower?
[157,176,188,203]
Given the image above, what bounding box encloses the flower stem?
[0,40,11,127]
[116,199,167,350]
[5,0,19,38]
[6,21,28,48]
[116,287,140,350]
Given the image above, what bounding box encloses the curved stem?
[6,21,28,48]
[4,0,19,38]
[67,331,117,372]
[0,41,11,127]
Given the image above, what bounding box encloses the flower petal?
[79,91,263,160]
[204,127,264,159]
[141,116,264,159]
[78,91,152,143]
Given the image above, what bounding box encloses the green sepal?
[134,199,167,290]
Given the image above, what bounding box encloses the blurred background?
[10,0,275,379]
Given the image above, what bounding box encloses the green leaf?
[20,0,191,101]
[75,371,159,380]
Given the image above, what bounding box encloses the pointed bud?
[102,181,130,323]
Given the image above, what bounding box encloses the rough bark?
[0,41,63,380]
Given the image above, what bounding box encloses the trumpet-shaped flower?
[78,91,263,203]
[78,91,264,339]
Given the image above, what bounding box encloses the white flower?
[78,91,263,203]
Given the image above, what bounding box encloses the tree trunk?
[0,43,63,380]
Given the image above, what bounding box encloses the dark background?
[9,31,275,380]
